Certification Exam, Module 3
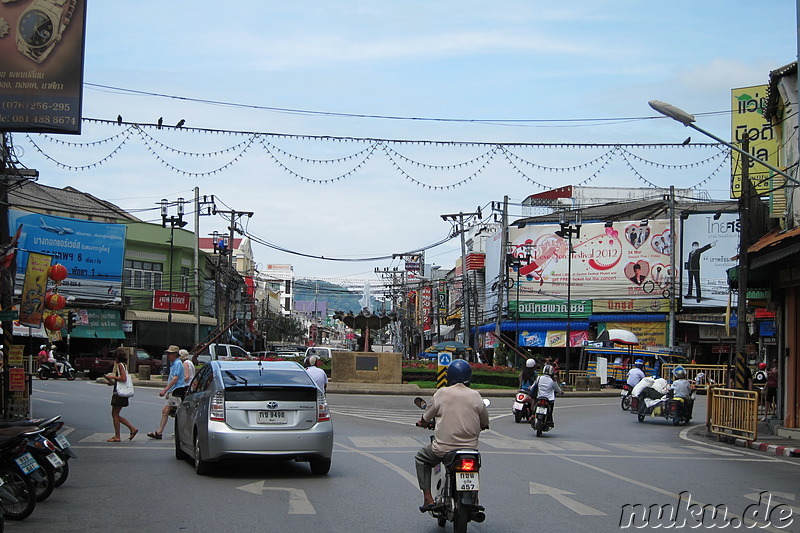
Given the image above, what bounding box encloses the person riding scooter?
[669,368,694,420]
[627,359,646,388]
[530,364,562,429]
[414,359,489,513]
[519,358,537,390]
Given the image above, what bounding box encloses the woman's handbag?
[115,363,135,398]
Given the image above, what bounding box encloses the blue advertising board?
[9,209,126,303]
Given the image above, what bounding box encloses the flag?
[0,224,23,270]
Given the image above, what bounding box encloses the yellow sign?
[18,252,52,328]
[8,345,24,367]
[593,298,670,313]
[730,85,781,198]
[605,322,667,347]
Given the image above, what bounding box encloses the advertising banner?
[8,368,26,392]
[153,290,191,312]
[680,213,739,308]
[9,209,126,303]
[730,86,779,198]
[507,220,673,301]
[19,251,51,327]
[8,345,24,367]
[510,299,591,318]
[0,0,87,133]
[420,286,432,332]
[602,322,667,348]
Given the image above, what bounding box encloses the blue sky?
[13,1,798,281]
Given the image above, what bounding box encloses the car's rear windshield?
[225,387,318,402]
[221,369,314,387]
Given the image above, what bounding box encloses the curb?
[690,427,800,458]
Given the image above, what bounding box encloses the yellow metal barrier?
[565,371,588,386]
[707,387,759,442]
[662,364,727,387]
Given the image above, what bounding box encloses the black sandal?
[146,432,162,440]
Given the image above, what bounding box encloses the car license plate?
[536,406,549,415]
[512,401,524,410]
[54,434,70,449]
[257,411,288,424]
[46,453,64,468]
[455,472,479,491]
[14,453,40,475]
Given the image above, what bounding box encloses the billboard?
[8,209,126,303]
[680,213,739,308]
[506,220,673,302]
[0,0,87,133]
[730,85,780,198]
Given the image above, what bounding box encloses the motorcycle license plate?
[512,401,525,410]
[257,411,287,424]
[535,406,549,415]
[46,452,65,468]
[14,453,40,475]
[54,434,71,449]
[621,391,628,397]
[455,472,479,491]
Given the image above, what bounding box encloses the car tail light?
[210,390,225,421]
[456,457,480,472]
[317,390,330,422]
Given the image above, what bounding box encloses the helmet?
[758,362,767,370]
[542,364,554,377]
[634,359,644,368]
[673,368,686,379]
[525,359,536,368]
[447,359,472,386]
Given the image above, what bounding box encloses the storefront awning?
[125,310,217,326]
[477,320,590,333]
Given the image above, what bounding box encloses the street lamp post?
[161,198,187,347]
[555,210,582,382]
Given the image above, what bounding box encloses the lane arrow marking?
[236,481,316,514]
[529,481,606,516]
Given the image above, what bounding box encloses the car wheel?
[175,421,189,461]
[193,432,211,475]
[309,458,331,475]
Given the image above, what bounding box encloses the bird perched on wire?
[682,136,691,145]
[117,115,122,125]
[157,117,163,129]
[176,119,185,128]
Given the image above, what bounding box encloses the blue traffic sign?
[438,352,452,367]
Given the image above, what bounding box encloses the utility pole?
[160,198,187,347]
[212,207,253,341]
[193,190,215,347]
[734,134,751,389]
[441,208,482,359]
[493,197,509,361]
[668,186,676,349]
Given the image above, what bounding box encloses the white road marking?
[744,491,800,515]
[559,441,607,452]
[349,436,423,448]
[236,481,316,515]
[529,481,606,516]
[681,445,741,456]
[335,441,418,488]
[606,443,695,455]
[678,425,800,467]
[34,398,63,404]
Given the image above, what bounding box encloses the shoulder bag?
[115,363,135,398]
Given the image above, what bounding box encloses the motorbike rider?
[530,364,562,427]
[670,368,694,419]
[519,358,537,390]
[415,359,489,512]
[627,359,646,388]
[37,344,50,371]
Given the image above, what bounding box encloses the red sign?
[9,368,25,392]
[152,290,191,312]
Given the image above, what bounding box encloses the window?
[181,267,190,293]
[124,260,163,290]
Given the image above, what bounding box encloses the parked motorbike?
[0,416,75,489]
[0,427,43,520]
[531,397,554,437]
[512,389,533,423]
[620,384,633,411]
[414,397,489,533]
[631,391,694,426]
[37,357,76,381]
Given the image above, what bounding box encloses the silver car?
[175,360,333,475]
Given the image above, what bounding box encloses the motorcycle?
[620,384,633,411]
[531,397,554,437]
[414,397,489,533]
[0,416,75,489]
[512,388,533,423]
[0,426,45,521]
[37,357,76,381]
[631,390,694,426]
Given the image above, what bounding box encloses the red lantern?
[45,292,66,311]
[48,264,68,282]
[44,314,65,331]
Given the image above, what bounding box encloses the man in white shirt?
[304,355,328,392]
[627,359,646,388]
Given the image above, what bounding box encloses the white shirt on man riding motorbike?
[671,378,692,398]
[627,367,645,387]
[531,375,561,401]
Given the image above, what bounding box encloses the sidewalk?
[688,417,800,458]
[127,375,622,398]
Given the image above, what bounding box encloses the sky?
[7,1,798,283]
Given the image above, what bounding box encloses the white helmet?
[543,364,555,376]
[525,359,536,368]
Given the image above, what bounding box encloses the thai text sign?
[19,251,51,327]
[508,220,673,301]
[730,85,779,198]
[153,290,191,312]
[8,368,26,392]
[8,345,24,367]
[681,213,739,308]
[9,209,126,303]
[509,299,591,318]
[0,0,87,133]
